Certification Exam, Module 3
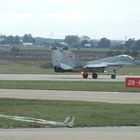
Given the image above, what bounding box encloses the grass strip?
[0,98,140,128]
[0,80,139,92]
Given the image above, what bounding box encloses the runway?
[0,127,140,140]
[0,74,139,139]
[0,74,139,81]
[0,89,140,104]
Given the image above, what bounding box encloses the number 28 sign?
[125,78,140,88]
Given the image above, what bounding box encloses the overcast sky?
[0,0,140,40]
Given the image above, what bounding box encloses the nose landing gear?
[111,70,116,79]
[81,72,98,79]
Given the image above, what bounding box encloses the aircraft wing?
[83,63,107,68]
[59,63,74,70]
[83,63,122,71]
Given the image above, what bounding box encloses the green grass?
[118,66,140,75]
[0,59,54,74]
[0,98,140,128]
[0,80,139,92]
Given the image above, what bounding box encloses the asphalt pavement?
[0,127,140,140]
[0,74,139,81]
[0,74,139,140]
[0,89,140,104]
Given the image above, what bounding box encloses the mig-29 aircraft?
[51,47,140,79]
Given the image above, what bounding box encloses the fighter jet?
[51,47,140,79]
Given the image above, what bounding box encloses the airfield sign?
[126,78,140,88]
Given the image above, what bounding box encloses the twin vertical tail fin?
[51,47,78,72]
[51,47,63,67]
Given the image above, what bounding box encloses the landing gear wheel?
[82,72,88,79]
[92,73,98,79]
[111,74,116,79]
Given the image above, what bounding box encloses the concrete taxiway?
[0,127,140,140]
[0,74,139,140]
[0,89,140,104]
[0,74,139,81]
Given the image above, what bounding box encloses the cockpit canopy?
[118,55,134,60]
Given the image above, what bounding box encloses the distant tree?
[14,35,20,44]
[6,35,15,44]
[0,35,20,44]
[80,36,91,47]
[98,38,111,48]
[23,34,35,43]
[124,39,135,49]
[81,35,90,40]
[64,35,80,47]
[0,35,6,44]
[133,39,140,50]
[81,39,89,47]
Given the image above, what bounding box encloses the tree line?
[0,34,35,44]
[0,34,140,50]
[64,35,140,50]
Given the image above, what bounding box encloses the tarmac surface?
[0,74,139,81]
[0,89,140,104]
[0,74,140,139]
[0,127,140,140]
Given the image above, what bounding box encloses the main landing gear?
[92,73,98,79]
[81,72,98,79]
[81,70,117,79]
[81,71,88,79]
